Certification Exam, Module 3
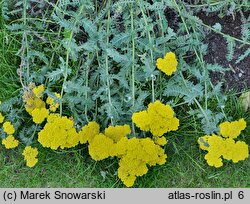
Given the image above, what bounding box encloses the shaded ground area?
[197,11,250,91]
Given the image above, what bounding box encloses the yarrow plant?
[1,110,18,149]
[22,146,39,168]
[132,100,179,146]
[84,123,168,187]
[198,119,249,168]
[0,77,178,187]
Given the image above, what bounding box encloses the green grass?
[0,26,20,101]
[0,133,249,188]
[0,14,249,188]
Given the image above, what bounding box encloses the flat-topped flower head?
[117,137,167,187]
[88,133,116,161]
[219,118,246,139]
[156,52,178,76]
[198,119,249,168]
[132,100,179,137]
[31,108,49,124]
[22,146,39,167]
[78,121,100,144]
[38,114,80,150]
[104,124,131,143]
[3,121,15,135]
[2,135,19,149]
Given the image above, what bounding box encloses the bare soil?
[197,11,250,92]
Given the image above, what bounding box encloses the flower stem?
[106,0,114,125]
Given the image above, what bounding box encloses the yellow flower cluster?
[38,114,79,150]
[198,119,249,168]
[24,84,45,114]
[88,133,117,160]
[0,111,19,149]
[132,100,179,144]
[104,124,131,143]
[32,85,45,98]
[32,108,49,124]
[116,137,166,187]
[46,93,60,112]
[78,121,100,144]
[23,84,49,124]
[153,136,167,146]
[3,121,15,135]
[219,119,246,139]
[82,123,167,187]
[156,51,178,76]
[22,146,38,167]
[2,135,19,149]
[87,124,131,161]
[24,84,61,124]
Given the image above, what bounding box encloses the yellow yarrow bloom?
[85,130,167,187]
[2,135,19,149]
[25,97,46,115]
[131,110,150,131]
[117,137,167,187]
[222,138,249,163]
[219,118,246,139]
[132,100,179,137]
[0,113,4,123]
[3,121,15,135]
[204,135,224,168]
[38,114,80,150]
[22,146,38,167]
[88,133,116,161]
[204,152,223,168]
[31,108,49,124]
[32,85,44,98]
[154,136,167,146]
[198,126,249,168]
[78,121,100,144]
[24,84,47,115]
[104,124,131,143]
[231,141,249,163]
[46,92,60,112]
[156,52,178,76]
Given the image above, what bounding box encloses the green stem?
[158,0,165,100]
[172,0,209,116]
[130,6,136,134]
[23,0,29,82]
[151,76,155,102]
[59,5,85,117]
[130,7,135,108]
[198,21,250,46]
[139,0,155,102]
[106,0,114,125]
[139,0,154,62]
[175,1,228,119]
[85,54,90,123]
[180,72,209,123]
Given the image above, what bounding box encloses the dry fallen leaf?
[240,91,250,112]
